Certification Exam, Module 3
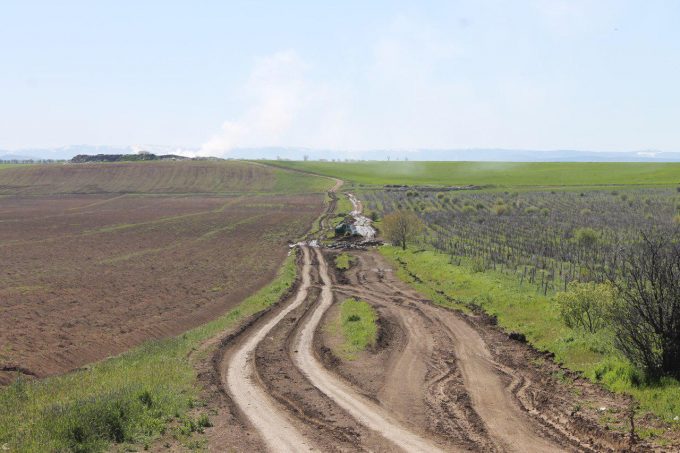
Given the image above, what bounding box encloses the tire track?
[224,247,318,453]
[293,247,448,453]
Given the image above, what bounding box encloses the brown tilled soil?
[0,193,323,383]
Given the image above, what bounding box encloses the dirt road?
[294,248,445,452]
[215,191,640,452]
[224,246,317,452]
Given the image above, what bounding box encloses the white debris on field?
[347,193,376,239]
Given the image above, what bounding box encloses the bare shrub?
[607,232,680,380]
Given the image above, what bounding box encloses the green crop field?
[267,160,680,189]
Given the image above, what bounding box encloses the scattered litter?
[347,193,376,239]
[289,239,320,248]
[674,415,679,421]
[598,406,607,412]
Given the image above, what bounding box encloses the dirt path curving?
[212,187,647,452]
[224,246,318,452]
[293,247,448,452]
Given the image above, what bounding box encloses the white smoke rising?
[201,50,349,156]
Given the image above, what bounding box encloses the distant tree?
[382,210,424,250]
[607,232,680,380]
[303,154,309,161]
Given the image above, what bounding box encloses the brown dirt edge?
[425,295,678,452]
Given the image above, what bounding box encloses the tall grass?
[0,253,297,452]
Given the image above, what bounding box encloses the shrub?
[607,233,680,380]
[197,414,212,429]
[555,281,614,333]
[573,227,600,248]
[471,257,486,273]
[524,206,539,215]
[492,203,509,216]
[461,205,476,214]
[674,214,680,225]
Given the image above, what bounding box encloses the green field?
[267,161,680,188]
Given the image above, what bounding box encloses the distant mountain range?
[2,145,680,162]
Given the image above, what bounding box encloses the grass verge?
[0,253,297,452]
[379,245,680,425]
[335,194,354,216]
[331,298,378,360]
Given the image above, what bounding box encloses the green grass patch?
[0,253,298,452]
[335,194,354,217]
[334,253,355,271]
[268,161,680,189]
[335,298,378,360]
[379,245,680,422]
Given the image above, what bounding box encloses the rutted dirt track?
[214,192,644,452]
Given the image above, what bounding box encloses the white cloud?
[200,50,350,155]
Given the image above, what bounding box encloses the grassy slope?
[0,161,330,195]
[0,161,332,451]
[380,246,680,426]
[268,161,680,188]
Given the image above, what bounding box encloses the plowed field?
[0,162,328,384]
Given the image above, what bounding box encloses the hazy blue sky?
[1,1,679,155]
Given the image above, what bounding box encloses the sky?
[1,1,679,157]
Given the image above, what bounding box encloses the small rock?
[674,415,679,421]
[599,406,607,412]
